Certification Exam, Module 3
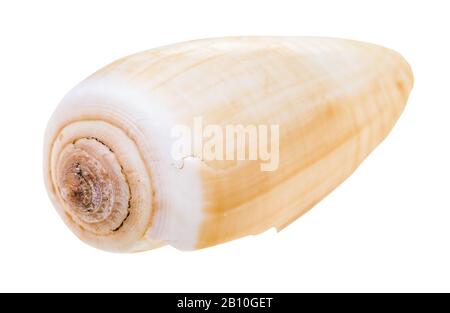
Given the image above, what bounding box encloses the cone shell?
[44,37,413,252]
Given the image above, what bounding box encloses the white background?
[0,0,449,292]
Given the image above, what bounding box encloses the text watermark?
[171,117,280,171]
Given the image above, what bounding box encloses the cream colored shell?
[44,37,413,252]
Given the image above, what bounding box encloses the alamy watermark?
[171,117,280,171]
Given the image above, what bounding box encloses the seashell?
[44,37,413,252]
